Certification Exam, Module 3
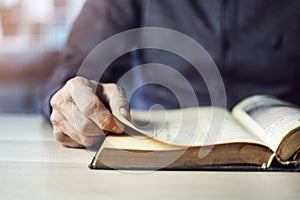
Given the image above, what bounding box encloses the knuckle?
[54,131,66,143]
[50,92,64,110]
[67,76,88,86]
[50,115,60,126]
[82,101,97,116]
[106,83,119,92]
[50,93,58,108]
[67,76,79,84]
[115,85,125,94]
[106,83,117,88]
[65,79,74,88]
[51,100,63,111]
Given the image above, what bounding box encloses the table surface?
[0,114,299,200]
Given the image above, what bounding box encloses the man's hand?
[50,76,130,148]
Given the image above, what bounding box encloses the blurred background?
[0,0,86,113]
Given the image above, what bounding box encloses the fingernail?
[120,108,129,118]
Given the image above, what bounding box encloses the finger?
[62,117,104,148]
[102,83,131,120]
[50,109,65,127]
[53,124,84,148]
[52,109,104,148]
[68,77,124,133]
[59,108,105,147]
[51,97,107,147]
[51,109,84,142]
[51,110,84,147]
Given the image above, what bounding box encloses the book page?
[232,95,300,152]
[113,107,265,147]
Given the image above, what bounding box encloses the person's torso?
[127,0,300,109]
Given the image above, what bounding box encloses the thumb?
[103,84,131,120]
[119,107,131,121]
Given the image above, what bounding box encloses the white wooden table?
[0,115,299,200]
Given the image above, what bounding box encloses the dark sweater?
[42,0,300,119]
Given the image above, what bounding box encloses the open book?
[90,95,300,171]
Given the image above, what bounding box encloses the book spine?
[265,153,276,168]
